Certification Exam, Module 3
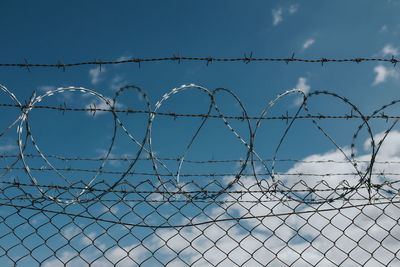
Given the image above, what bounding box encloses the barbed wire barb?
[1,82,400,266]
[1,54,400,70]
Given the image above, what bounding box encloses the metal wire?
[0,179,399,266]
[1,103,399,121]
[1,54,400,70]
[1,83,400,200]
[1,82,400,266]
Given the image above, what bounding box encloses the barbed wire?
[4,153,400,165]
[1,102,399,121]
[3,166,400,178]
[1,199,398,229]
[1,54,400,71]
[2,82,400,266]
[1,177,398,266]
[2,83,400,205]
[1,179,398,196]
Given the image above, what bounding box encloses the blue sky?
[1,1,400,266]
[1,0,400,160]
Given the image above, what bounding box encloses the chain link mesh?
[1,83,400,266]
[0,179,399,266]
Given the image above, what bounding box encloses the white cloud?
[42,251,80,267]
[42,237,148,267]
[380,25,388,32]
[101,205,119,214]
[295,77,310,94]
[145,130,400,266]
[89,67,106,85]
[289,4,299,14]
[283,148,357,188]
[372,65,399,85]
[85,96,124,116]
[282,129,400,188]
[293,77,310,106]
[37,85,55,92]
[62,226,81,240]
[372,45,400,85]
[272,8,283,26]
[80,232,97,246]
[116,55,131,62]
[110,75,126,91]
[272,5,299,26]
[302,39,315,50]
[363,130,400,158]
[96,148,121,167]
[102,244,149,266]
[30,115,400,266]
[36,130,400,266]
[382,44,399,56]
[0,143,17,153]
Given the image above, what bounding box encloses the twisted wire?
[1,103,398,121]
[1,55,400,265]
[1,54,400,70]
[2,83,400,204]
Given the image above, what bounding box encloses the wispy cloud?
[285,130,400,187]
[62,226,81,240]
[372,65,399,85]
[382,44,399,56]
[289,4,299,14]
[114,55,132,68]
[42,251,77,267]
[35,131,400,266]
[272,5,299,26]
[37,85,56,93]
[0,143,17,153]
[380,25,388,33]
[293,77,310,106]
[85,97,124,116]
[95,148,121,167]
[110,75,127,91]
[371,45,400,85]
[89,67,106,85]
[116,55,131,62]
[302,39,315,50]
[272,8,283,26]
[148,130,400,266]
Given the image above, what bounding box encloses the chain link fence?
[1,83,400,266]
[0,178,399,266]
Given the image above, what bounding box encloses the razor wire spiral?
[1,82,400,266]
[0,82,398,204]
